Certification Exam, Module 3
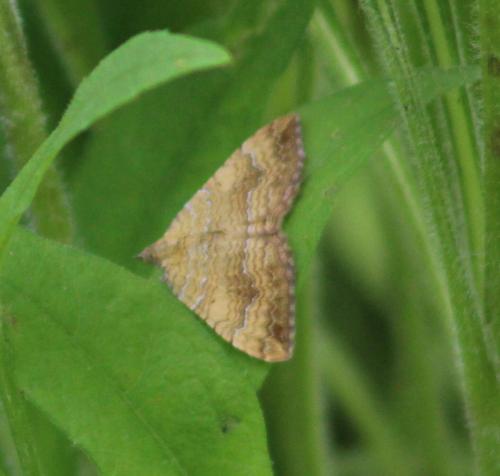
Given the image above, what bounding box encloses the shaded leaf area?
[98,0,239,48]
[0,31,230,260]
[0,228,272,476]
[70,0,316,270]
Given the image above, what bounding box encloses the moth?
[140,114,305,361]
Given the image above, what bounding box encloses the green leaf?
[0,228,272,476]
[480,0,500,359]
[70,0,316,269]
[292,65,480,287]
[0,64,479,476]
[0,30,230,260]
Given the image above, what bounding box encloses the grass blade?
[0,30,230,261]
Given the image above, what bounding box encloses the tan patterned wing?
[143,233,295,361]
[140,113,304,362]
[242,113,305,233]
[141,146,263,255]
[230,233,295,361]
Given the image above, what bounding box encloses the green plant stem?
[312,2,432,264]
[449,2,485,171]
[0,0,73,242]
[320,3,448,301]
[312,0,364,84]
[362,1,500,472]
[422,0,485,295]
[320,331,411,476]
[312,6,468,471]
[0,3,75,475]
[479,1,500,364]
[260,264,329,476]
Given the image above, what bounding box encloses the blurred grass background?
[1,0,498,475]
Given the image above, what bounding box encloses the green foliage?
[1,228,271,476]
[0,0,498,475]
[70,0,314,269]
[0,30,230,259]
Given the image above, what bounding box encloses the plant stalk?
[361,0,500,472]
[0,0,73,242]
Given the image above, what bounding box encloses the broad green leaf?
[0,228,272,476]
[71,0,316,269]
[0,65,479,476]
[0,31,230,259]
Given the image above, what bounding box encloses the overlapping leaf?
[0,30,230,259]
[70,0,316,269]
[1,228,272,476]
[0,15,478,476]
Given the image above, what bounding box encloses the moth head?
[137,237,180,264]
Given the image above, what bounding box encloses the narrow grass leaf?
[290,65,480,288]
[0,31,230,260]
